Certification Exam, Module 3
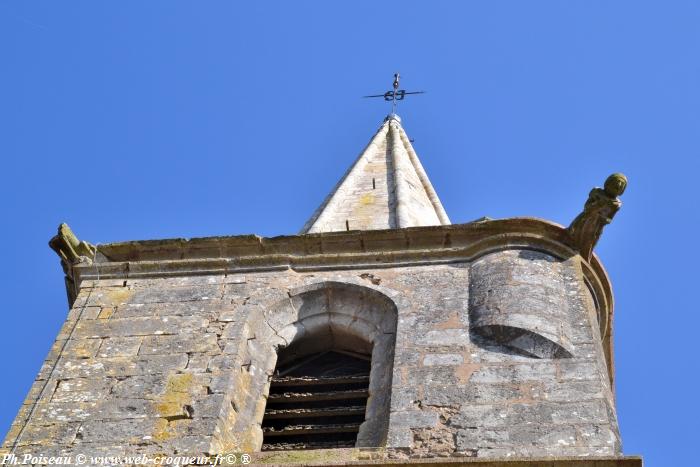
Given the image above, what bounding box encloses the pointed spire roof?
[301,115,450,234]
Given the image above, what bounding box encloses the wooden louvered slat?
[262,439,356,451]
[263,423,361,437]
[270,374,370,387]
[266,388,368,403]
[263,405,366,419]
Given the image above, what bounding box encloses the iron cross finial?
[364,72,425,115]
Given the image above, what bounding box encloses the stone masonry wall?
[2,249,620,460]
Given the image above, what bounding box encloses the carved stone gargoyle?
[49,223,97,271]
[49,223,97,306]
[568,173,627,261]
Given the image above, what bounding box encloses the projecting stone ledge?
[250,449,642,466]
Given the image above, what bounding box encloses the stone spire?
[301,115,450,233]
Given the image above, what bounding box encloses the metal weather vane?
[363,73,425,114]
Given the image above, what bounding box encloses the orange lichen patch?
[413,425,456,454]
[230,368,254,413]
[161,373,194,401]
[454,363,479,384]
[103,288,134,306]
[434,312,463,330]
[156,402,189,418]
[152,418,173,443]
[234,375,257,445]
[66,338,101,359]
[152,373,194,442]
[97,307,114,319]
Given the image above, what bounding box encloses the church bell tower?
[2,97,641,466]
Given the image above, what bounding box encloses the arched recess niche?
[228,281,398,451]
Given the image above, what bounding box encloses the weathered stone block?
[111,375,167,399]
[422,353,463,366]
[74,316,209,338]
[576,423,620,448]
[97,336,142,358]
[416,329,469,347]
[531,380,606,402]
[452,400,609,429]
[469,363,557,384]
[558,360,601,382]
[101,355,189,377]
[78,418,158,444]
[115,301,223,319]
[139,334,220,355]
[390,411,439,429]
[422,384,524,407]
[51,378,111,403]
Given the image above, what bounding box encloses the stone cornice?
[86,218,574,264]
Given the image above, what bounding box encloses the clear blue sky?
[1,2,698,465]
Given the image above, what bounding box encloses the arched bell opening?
[261,342,372,450]
[258,281,399,451]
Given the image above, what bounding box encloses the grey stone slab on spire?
[301,115,450,233]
